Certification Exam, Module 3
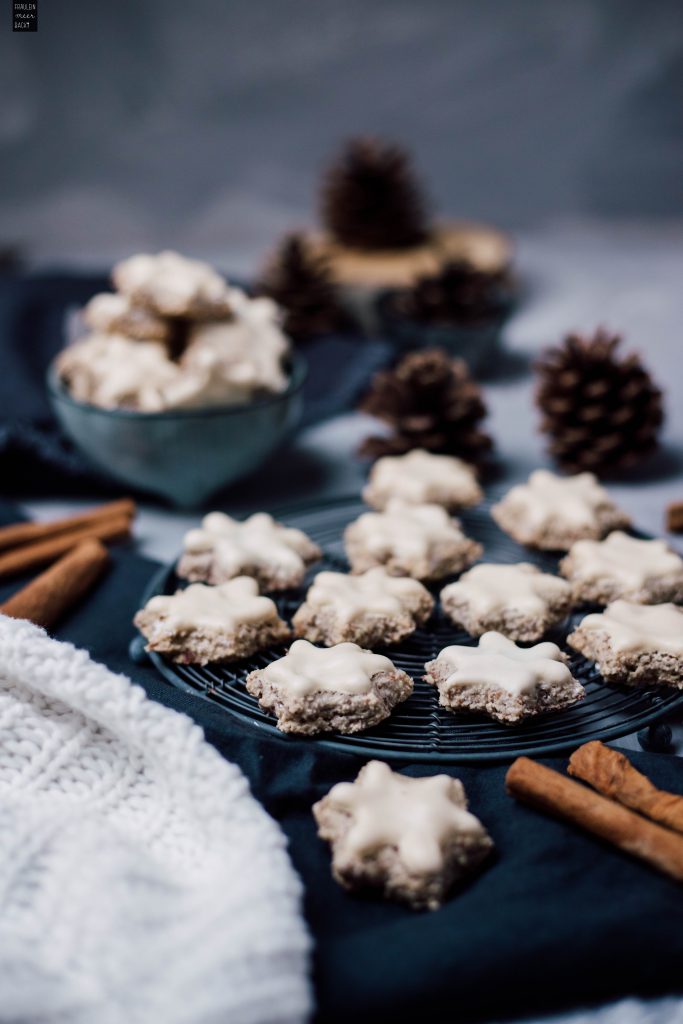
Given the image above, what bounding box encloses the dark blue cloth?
[1,499,681,1023]
[0,272,392,499]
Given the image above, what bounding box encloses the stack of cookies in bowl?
[134,451,683,736]
[49,251,306,505]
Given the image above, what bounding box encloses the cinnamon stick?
[568,741,683,835]
[666,500,683,534]
[0,514,131,579]
[506,757,683,883]
[0,499,135,552]
[0,539,110,629]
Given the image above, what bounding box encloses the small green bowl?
[47,353,307,507]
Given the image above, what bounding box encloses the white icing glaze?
[182,296,288,399]
[577,600,683,655]
[433,631,573,696]
[113,250,231,315]
[60,290,290,409]
[63,257,290,410]
[441,562,570,616]
[82,292,168,339]
[365,450,481,507]
[303,568,428,622]
[57,334,183,411]
[350,501,468,560]
[259,639,395,697]
[144,577,280,629]
[83,293,132,330]
[565,531,683,588]
[58,333,264,412]
[184,512,312,577]
[498,470,617,531]
[156,358,257,410]
[326,760,485,874]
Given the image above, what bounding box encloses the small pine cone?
[391,260,510,326]
[257,233,348,343]
[321,137,430,251]
[358,347,493,467]
[535,329,664,476]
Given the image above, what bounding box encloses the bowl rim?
[46,350,307,421]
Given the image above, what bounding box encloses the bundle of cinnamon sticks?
[507,742,683,883]
[0,498,136,630]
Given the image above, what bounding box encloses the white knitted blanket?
[0,615,312,1024]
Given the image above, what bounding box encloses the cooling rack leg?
[129,635,151,666]
[637,723,673,753]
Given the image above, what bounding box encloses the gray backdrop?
[1,0,682,268]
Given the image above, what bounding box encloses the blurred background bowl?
[375,290,515,375]
[47,353,307,507]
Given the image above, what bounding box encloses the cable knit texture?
[0,615,312,1024]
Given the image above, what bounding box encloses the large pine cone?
[358,348,493,466]
[258,233,347,343]
[321,137,430,251]
[535,329,664,476]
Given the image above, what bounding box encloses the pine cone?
[390,260,510,326]
[358,348,493,466]
[535,329,664,476]
[258,234,348,343]
[321,137,430,251]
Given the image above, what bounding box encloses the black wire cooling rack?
[131,495,683,763]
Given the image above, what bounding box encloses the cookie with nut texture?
[440,563,573,642]
[568,601,683,689]
[83,292,171,342]
[344,500,481,582]
[559,531,683,605]
[491,470,630,551]
[293,567,434,648]
[245,639,412,735]
[113,250,233,320]
[362,449,482,512]
[425,632,584,725]
[313,760,493,910]
[134,577,290,665]
[177,511,321,591]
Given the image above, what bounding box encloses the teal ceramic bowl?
[375,288,515,376]
[378,313,504,374]
[47,354,307,507]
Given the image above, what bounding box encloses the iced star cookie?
[344,500,482,582]
[182,296,289,402]
[559,531,683,605]
[568,601,683,689]
[83,292,171,342]
[313,760,493,910]
[425,631,584,724]
[177,511,321,591]
[134,578,290,665]
[292,568,434,648]
[362,449,483,512]
[491,470,630,551]
[56,335,188,411]
[113,250,233,320]
[245,639,413,735]
[440,563,573,642]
